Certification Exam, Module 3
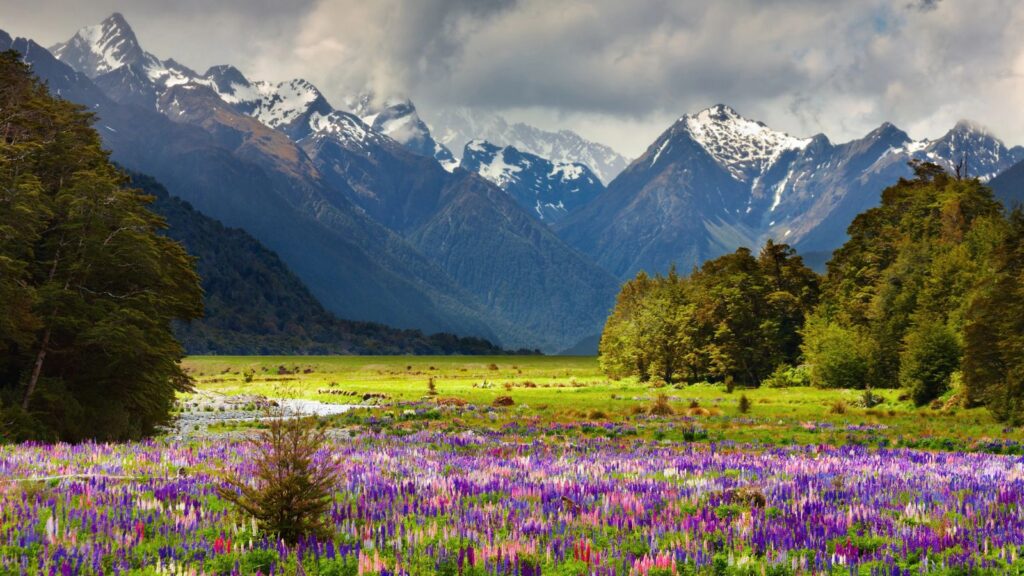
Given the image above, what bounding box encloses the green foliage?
[600,241,819,387]
[801,313,871,389]
[900,319,961,406]
[0,51,203,441]
[963,209,1024,424]
[762,364,811,388]
[217,416,338,544]
[808,162,1005,394]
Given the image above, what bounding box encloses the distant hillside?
[132,173,515,355]
[989,158,1024,209]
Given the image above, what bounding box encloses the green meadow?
[182,355,1023,452]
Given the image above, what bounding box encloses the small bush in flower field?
[217,416,338,543]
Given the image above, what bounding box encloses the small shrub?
[648,393,674,416]
[243,369,255,383]
[738,394,751,414]
[828,400,847,415]
[492,396,514,407]
[488,363,499,371]
[217,417,338,544]
[728,485,766,508]
[861,389,882,408]
[802,315,871,389]
[763,364,811,388]
[587,409,608,420]
[901,320,961,407]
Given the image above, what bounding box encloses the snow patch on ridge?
[682,104,811,183]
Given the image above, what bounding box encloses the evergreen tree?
[0,51,202,441]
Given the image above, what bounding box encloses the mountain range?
[426,107,631,185]
[557,105,1024,276]
[459,140,605,222]
[6,13,1024,354]
[8,13,620,353]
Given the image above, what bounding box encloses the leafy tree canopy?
[600,240,819,387]
[0,50,203,441]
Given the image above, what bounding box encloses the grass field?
[182,355,1023,452]
[4,356,1020,575]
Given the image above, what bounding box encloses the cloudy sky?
[4,0,1024,157]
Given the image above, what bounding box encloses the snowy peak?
[865,122,912,146]
[871,120,1023,182]
[51,13,147,78]
[923,120,1021,181]
[679,104,812,183]
[461,140,604,222]
[191,72,332,139]
[341,91,456,168]
[51,13,199,104]
[425,107,630,184]
[464,140,522,187]
[202,65,251,96]
[249,78,328,131]
[306,110,386,153]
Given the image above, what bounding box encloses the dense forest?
[601,161,1024,424]
[136,173,520,356]
[0,51,202,440]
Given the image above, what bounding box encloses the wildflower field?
[2,356,1023,575]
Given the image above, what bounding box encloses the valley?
[2,5,1024,575]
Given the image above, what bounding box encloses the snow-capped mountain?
[50,12,151,78]
[460,140,605,222]
[426,108,631,185]
[677,104,812,183]
[557,105,1024,277]
[43,13,619,352]
[882,120,1024,182]
[50,12,196,109]
[343,92,457,170]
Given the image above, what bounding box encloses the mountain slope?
[559,105,1024,277]
[427,107,630,184]
[556,109,759,278]
[988,157,1024,209]
[344,93,457,170]
[9,27,501,342]
[298,117,620,351]
[42,14,620,351]
[135,173,509,355]
[459,140,605,222]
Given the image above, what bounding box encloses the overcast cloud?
[4,0,1024,156]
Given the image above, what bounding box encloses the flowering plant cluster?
[0,432,1021,575]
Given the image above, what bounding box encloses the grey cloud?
[908,0,942,12]
[4,0,1024,156]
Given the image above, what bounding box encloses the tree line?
[600,161,1024,424]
